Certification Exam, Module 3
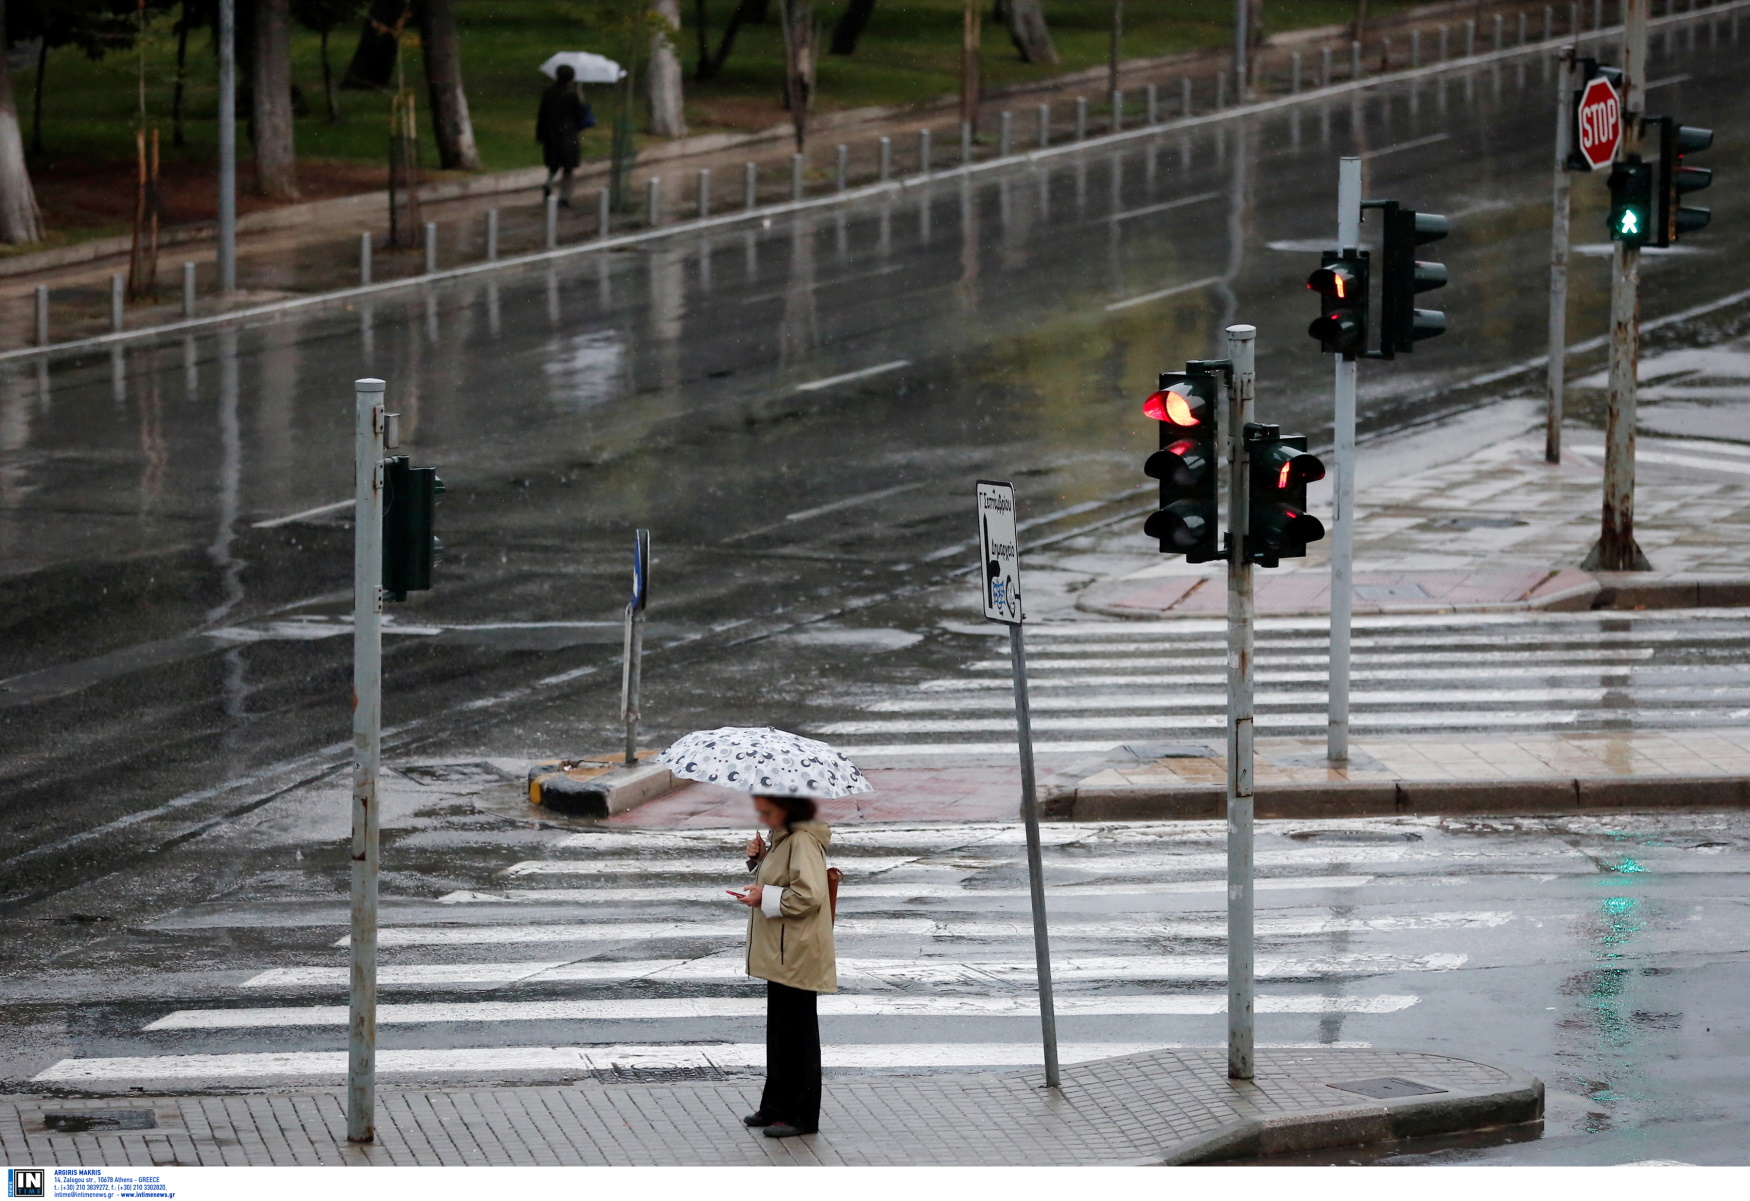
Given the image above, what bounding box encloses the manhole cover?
[43,1110,158,1133]
[1354,583,1431,601]
[1114,743,1220,760]
[398,761,510,785]
[1432,516,1528,530]
[605,1064,727,1083]
[1326,1077,1449,1100]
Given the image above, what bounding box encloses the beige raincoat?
[745,819,837,994]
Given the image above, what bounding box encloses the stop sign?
[1575,76,1622,171]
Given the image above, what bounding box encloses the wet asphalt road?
[2,13,1750,1166]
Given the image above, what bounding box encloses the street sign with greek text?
[976,480,1022,624]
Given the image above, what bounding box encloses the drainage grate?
[397,761,511,785]
[43,1110,158,1133]
[1325,1077,1449,1100]
[1354,583,1431,601]
[605,1064,727,1083]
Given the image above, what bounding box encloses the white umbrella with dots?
[538,51,626,83]
[659,727,874,798]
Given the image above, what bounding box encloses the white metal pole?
[347,376,386,1144]
[1328,156,1361,764]
[34,285,47,346]
[217,0,237,293]
[1225,323,1257,1082]
[1009,620,1059,1090]
[486,208,499,261]
[1547,48,1575,464]
[182,261,196,318]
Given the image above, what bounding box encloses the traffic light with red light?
[1650,117,1712,246]
[1378,202,1449,356]
[1245,424,1326,566]
[383,456,445,602]
[1306,251,1369,358]
[1142,370,1222,563]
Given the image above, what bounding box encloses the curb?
[1045,773,1750,821]
[1155,1053,1544,1164]
[527,753,678,818]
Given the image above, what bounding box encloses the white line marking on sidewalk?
[1571,444,1750,473]
[437,875,1406,904]
[250,500,351,529]
[862,686,1742,713]
[1360,133,1451,159]
[143,993,1420,1030]
[33,1040,1374,1081]
[1105,275,1225,312]
[794,359,911,392]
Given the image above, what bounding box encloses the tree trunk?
[646,0,687,138]
[417,0,481,167]
[320,29,339,122]
[1353,0,1370,44]
[830,0,877,54]
[0,0,44,243]
[30,35,46,155]
[1108,0,1122,96]
[961,0,980,126]
[343,0,408,90]
[779,0,814,150]
[693,0,710,75]
[1005,0,1056,64]
[171,9,189,146]
[700,0,762,79]
[252,0,298,198]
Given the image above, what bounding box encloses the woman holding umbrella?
[660,727,872,1140]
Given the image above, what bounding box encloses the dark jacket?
[536,83,594,170]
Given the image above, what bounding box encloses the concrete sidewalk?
[0,1046,1540,1167]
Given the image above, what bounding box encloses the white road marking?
[820,708,1616,735]
[33,1040,1373,1081]
[862,685,1746,713]
[250,499,351,529]
[793,359,910,392]
[1105,275,1225,312]
[144,993,1420,1030]
[1360,133,1451,159]
[436,875,1411,903]
[918,659,1667,688]
[501,856,919,877]
[1110,190,1223,222]
[783,482,929,523]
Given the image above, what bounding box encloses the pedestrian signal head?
[1306,251,1369,358]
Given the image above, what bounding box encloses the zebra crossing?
[29,814,1669,1090]
[817,608,1750,760]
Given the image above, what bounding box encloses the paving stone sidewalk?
[0,1047,1540,1167]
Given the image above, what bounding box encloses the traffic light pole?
[1591,0,1651,571]
[1547,48,1577,466]
[1225,323,1256,1082]
[1327,157,1361,765]
[348,377,387,1144]
[622,602,644,765]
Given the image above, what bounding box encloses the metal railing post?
[744,161,757,208]
[34,285,47,346]
[1548,48,1576,465]
[110,274,124,332]
[836,143,849,191]
[486,209,499,261]
[1111,89,1123,132]
[1146,83,1158,124]
[647,176,662,226]
[699,167,712,218]
[423,221,437,274]
[545,193,558,249]
[599,187,612,237]
[182,262,196,318]
[999,111,1012,157]
[878,136,892,181]
[1292,50,1303,91]
[359,231,372,285]
[919,129,932,174]
[1038,102,1051,147]
[1074,95,1088,139]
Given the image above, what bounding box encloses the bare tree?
[417,0,480,166]
[646,0,686,136]
[253,0,299,198]
[778,0,813,150]
[0,0,43,242]
[1004,0,1055,64]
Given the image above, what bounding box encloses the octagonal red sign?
[1576,76,1622,171]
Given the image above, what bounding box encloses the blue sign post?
[622,528,650,764]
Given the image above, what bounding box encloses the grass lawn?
[19,0,1405,243]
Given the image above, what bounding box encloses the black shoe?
[763,1122,815,1138]
[743,1112,775,1127]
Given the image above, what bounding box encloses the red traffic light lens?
[1142,385,1204,427]
[1306,265,1358,298]
[1271,451,1325,488]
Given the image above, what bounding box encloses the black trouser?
[759,981,821,1131]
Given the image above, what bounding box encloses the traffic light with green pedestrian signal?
[1608,156,1654,246]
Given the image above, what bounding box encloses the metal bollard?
[1216,72,1227,108]
[1382,36,1392,69]
[791,152,804,200]
[999,111,1012,157]
[1074,96,1087,140]
[1544,5,1553,40]
[879,136,892,181]
[699,167,712,217]
[598,187,612,237]
[1440,24,1450,59]
[1351,40,1362,77]
[423,221,437,274]
[1292,50,1303,91]
[1411,29,1421,65]
[1493,13,1504,48]
[835,144,848,191]
[1465,18,1476,56]
[647,176,662,226]
[1568,2,1579,39]
[1181,76,1193,114]
[360,231,372,284]
[919,129,932,174]
[1111,90,1123,132]
[486,209,499,261]
[1518,11,1528,44]
[960,121,972,164]
[1038,102,1051,147]
[1146,82,1158,124]
[1321,45,1333,85]
[182,261,196,318]
[545,194,558,249]
[110,274,124,332]
[34,284,47,346]
[744,161,757,208]
[1592,0,1601,29]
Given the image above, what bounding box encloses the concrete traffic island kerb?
[527,750,680,818]
[0,1047,1541,1166]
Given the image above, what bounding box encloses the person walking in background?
[729,793,836,1139]
[536,64,593,206]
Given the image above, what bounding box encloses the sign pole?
[1547,46,1577,465]
[1590,0,1649,571]
[1225,325,1257,1082]
[347,377,387,1144]
[1327,156,1361,764]
[622,528,650,766]
[977,480,1058,1090]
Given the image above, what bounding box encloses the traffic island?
[526,751,679,819]
[0,1046,1540,1166]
